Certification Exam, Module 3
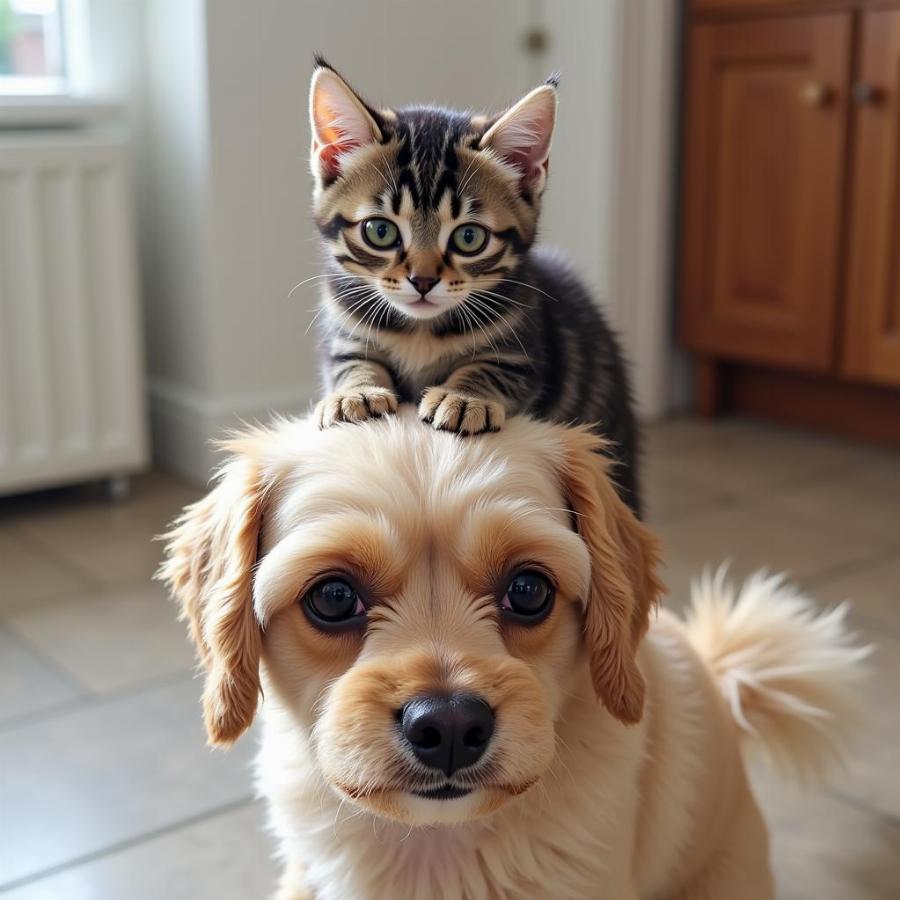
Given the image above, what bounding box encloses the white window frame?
[0,0,76,97]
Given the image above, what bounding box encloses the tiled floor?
[1,417,898,899]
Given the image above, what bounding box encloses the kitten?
[307,57,641,514]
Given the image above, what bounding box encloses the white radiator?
[0,131,148,496]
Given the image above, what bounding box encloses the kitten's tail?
[683,567,870,780]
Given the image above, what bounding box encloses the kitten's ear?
[309,59,382,183]
[481,83,558,196]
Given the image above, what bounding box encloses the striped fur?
[308,57,641,513]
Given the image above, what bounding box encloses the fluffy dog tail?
[683,568,870,780]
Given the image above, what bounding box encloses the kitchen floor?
[1,417,898,899]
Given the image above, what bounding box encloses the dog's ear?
[559,428,664,724]
[158,445,269,746]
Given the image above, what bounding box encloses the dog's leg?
[273,859,314,900]
[671,803,774,900]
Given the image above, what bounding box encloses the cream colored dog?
[160,409,865,900]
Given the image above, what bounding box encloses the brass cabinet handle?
[852,82,884,106]
[800,81,834,107]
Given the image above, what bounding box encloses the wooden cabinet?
[843,9,900,385]
[681,14,851,371]
[680,0,900,444]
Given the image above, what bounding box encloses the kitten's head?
[309,56,557,322]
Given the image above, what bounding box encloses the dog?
[159,408,866,900]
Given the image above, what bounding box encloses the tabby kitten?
[307,57,641,513]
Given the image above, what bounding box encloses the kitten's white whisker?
[496,278,561,303]
[458,152,493,196]
[467,285,529,309]
[462,297,503,363]
[348,291,385,342]
[470,292,531,363]
[334,292,382,339]
[288,272,354,298]
[306,286,377,335]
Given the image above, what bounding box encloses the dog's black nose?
[407,275,439,296]
[399,695,494,776]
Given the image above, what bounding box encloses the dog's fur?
[159,409,866,900]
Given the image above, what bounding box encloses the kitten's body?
[308,67,641,513]
[318,244,639,511]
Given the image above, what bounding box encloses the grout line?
[2,526,101,593]
[0,667,197,736]
[0,619,97,697]
[0,795,259,893]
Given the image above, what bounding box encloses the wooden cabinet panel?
[680,15,852,370]
[842,9,900,385]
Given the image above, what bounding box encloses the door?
[842,10,900,386]
[680,15,852,370]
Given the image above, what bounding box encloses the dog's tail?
[683,567,870,780]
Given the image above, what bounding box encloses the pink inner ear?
[484,89,556,191]
[314,133,361,181]
[502,148,549,189]
[310,71,379,181]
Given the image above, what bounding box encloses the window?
[0,0,66,95]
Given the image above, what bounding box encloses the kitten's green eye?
[450,224,488,255]
[362,218,400,250]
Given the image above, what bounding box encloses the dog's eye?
[303,578,366,630]
[501,571,554,623]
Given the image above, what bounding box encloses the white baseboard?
[147,377,317,483]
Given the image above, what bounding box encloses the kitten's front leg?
[317,358,398,429]
[419,361,530,436]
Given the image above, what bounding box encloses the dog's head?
[159,410,662,826]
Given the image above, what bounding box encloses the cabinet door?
[842,10,900,386]
[680,15,852,370]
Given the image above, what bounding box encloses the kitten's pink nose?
[408,275,439,297]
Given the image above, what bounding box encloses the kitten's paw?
[419,388,506,436]
[317,387,398,428]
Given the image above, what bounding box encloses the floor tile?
[757,456,900,545]
[641,452,732,525]
[645,418,868,498]
[834,625,900,821]
[750,766,900,900]
[4,581,195,694]
[0,626,83,725]
[8,473,201,586]
[0,529,86,610]
[652,501,883,612]
[811,555,900,636]
[0,678,257,888]
[1,802,277,900]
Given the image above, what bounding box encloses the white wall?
[534,1,618,307]
[141,0,211,392]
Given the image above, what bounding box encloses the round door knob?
[852,81,883,105]
[800,81,833,107]
[524,28,549,55]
